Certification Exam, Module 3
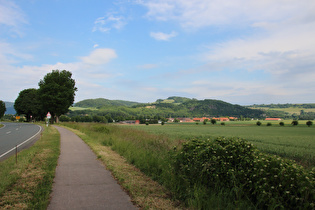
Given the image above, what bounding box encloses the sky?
[0,0,315,105]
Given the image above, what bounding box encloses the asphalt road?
[0,122,42,161]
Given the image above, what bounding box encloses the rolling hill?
[71,96,264,119]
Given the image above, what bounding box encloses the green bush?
[279,122,284,126]
[267,122,272,126]
[221,122,225,126]
[256,121,262,126]
[172,137,315,209]
[306,121,313,127]
[291,120,299,126]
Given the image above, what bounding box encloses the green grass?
[69,107,98,111]
[125,121,315,168]
[251,107,315,114]
[61,122,314,209]
[0,125,60,209]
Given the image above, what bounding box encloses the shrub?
[59,115,70,122]
[256,121,262,126]
[306,120,313,127]
[210,119,216,125]
[172,137,315,209]
[279,122,284,126]
[267,122,272,126]
[291,120,298,126]
[221,122,225,126]
[145,122,149,125]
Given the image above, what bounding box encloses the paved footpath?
[48,126,137,210]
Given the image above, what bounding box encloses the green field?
[250,106,315,114]
[125,120,315,168]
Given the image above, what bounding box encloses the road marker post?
[15,145,17,164]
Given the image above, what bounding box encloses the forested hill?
[74,98,139,108]
[72,97,264,118]
[4,102,15,115]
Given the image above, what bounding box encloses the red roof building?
[265,118,282,121]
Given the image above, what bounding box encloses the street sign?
[47,112,51,119]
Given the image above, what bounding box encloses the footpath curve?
[48,126,137,210]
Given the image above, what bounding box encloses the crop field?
[250,107,315,114]
[125,120,315,168]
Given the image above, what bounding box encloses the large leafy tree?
[38,70,77,123]
[14,88,43,121]
[0,100,6,119]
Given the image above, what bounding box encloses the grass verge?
[0,125,60,209]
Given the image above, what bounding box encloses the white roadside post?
[46,112,51,127]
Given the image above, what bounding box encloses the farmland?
[125,120,315,168]
[62,122,314,209]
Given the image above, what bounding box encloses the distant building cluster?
[168,117,238,123]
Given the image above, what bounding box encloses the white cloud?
[139,0,315,29]
[0,48,118,102]
[0,0,27,35]
[150,31,177,41]
[80,48,117,65]
[93,12,126,33]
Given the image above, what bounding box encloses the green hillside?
[74,98,139,108]
[70,97,264,120]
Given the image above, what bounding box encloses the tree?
[256,121,262,126]
[306,121,313,127]
[210,119,216,125]
[291,120,298,126]
[38,70,77,123]
[0,100,6,119]
[14,89,43,121]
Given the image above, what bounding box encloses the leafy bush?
[291,120,299,126]
[306,121,313,127]
[266,122,272,126]
[279,122,284,126]
[172,137,315,209]
[221,122,225,126]
[256,121,262,126]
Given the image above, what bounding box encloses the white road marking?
[6,131,11,134]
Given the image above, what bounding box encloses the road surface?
[0,122,42,161]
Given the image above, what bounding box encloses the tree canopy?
[14,88,43,121]
[38,70,77,122]
[0,100,6,118]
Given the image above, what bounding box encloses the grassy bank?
[61,122,314,209]
[0,125,60,209]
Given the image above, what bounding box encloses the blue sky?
[1,0,314,105]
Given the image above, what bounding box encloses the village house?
[265,118,282,121]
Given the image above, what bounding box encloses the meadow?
[126,120,315,168]
[62,121,314,209]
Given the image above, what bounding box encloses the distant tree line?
[251,103,315,109]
